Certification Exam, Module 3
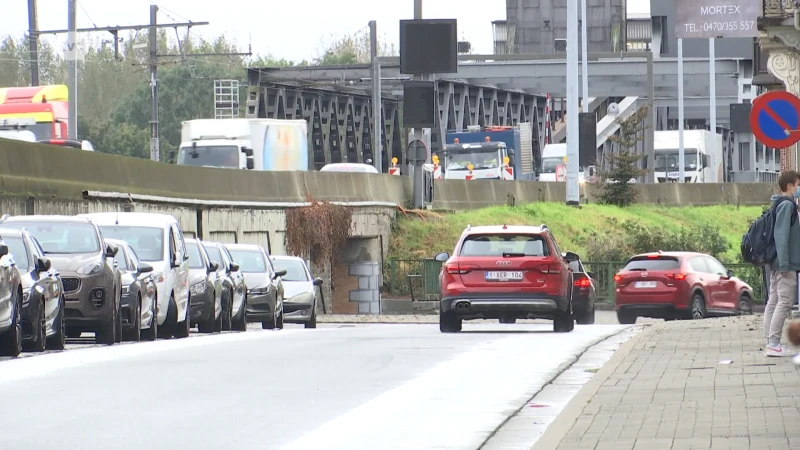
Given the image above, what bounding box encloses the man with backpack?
[764,170,800,357]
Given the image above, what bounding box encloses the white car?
[78,213,191,339]
[270,256,322,328]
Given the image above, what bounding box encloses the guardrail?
[383,259,767,304]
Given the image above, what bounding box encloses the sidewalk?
[534,315,800,450]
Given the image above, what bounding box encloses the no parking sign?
[750,91,800,148]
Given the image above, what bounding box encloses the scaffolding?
[214,79,240,119]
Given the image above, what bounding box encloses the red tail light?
[445,263,478,274]
[667,273,686,280]
[574,278,590,287]
[613,274,623,283]
[541,264,561,274]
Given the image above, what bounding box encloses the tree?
[599,106,648,207]
[312,30,398,65]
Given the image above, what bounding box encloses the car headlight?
[153,271,165,283]
[77,262,102,275]
[121,284,130,295]
[190,281,207,296]
[249,285,271,295]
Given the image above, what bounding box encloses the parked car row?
[434,224,754,332]
[0,212,324,357]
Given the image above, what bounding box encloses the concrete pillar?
[767,48,800,170]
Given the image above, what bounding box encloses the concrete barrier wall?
[0,139,409,204]
[0,138,776,207]
[432,179,776,210]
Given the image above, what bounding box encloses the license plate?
[485,271,523,281]
[634,281,657,288]
[667,172,679,178]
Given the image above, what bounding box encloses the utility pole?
[27,0,39,86]
[149,5,159,161]
[369,21,382,172]
[565,0,579,205]
[67,0,77,139]
[411,0,424,209]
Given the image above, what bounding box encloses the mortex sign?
[674,0,760,39]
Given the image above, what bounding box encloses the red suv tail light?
[613,274,622,283]
[574,278,590,287]
[445,263,478,274]
[540,264,562,274]
[667,273,686,280]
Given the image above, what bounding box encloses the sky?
[2,0,651,62]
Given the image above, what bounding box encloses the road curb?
[530,322,661,450]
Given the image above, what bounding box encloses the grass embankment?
[389,203,763,262]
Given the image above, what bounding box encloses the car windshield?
[446,151,498,170]
[227,249,267,272]
[540,157,564,173]
[8,221,100,254]
[113,248,129,271]
[655,150,699,171]
[177,145,239,168]
[623,257,680,271]
[97,226,163,262]
[205,246,224,266]
[185,241,205,269]
[3,236,29,270]
[272,259,309,281]
[460,234,549,257]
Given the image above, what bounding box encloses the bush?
[585,218,729,262]
[285,201,353,268]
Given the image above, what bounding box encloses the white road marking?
[281,324,629,450]
[0,328,339,384]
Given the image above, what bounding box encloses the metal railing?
[763,0,796,18]
[383,259,767,304]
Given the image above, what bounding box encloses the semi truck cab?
[439,139,515,180]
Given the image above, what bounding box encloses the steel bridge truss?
[247,68,546,172]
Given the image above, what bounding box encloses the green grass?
[389,203,763,262]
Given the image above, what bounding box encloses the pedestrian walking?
[764,170,800,357]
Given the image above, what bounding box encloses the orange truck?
[0,84,69,140]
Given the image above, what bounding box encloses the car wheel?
[691,293,706,320]
[739,292,753,315]
[575,305,596,325]
[198,291,218,334]
[46,295,66,350]
[553,308,574,333]
[276,310,284,330]
[158,297,178,339]
[232,294,248,332]
[122,295,142,342]
[439,310,461,333]
[141,297,158,341]
[222,290,233,331]
[305,306,317,329]
[95,302,117,346]
[173,294,191,339]
[214,297,224,332]
[114,287,122,343]
[616,310,636,324]
[0,288,22,357]
[25,300,46,352]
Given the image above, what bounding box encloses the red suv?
[614,251,754,324]
[434,224,576,333]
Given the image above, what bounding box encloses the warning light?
[467,164,474,171]
[432,154,439,163]
[391,157,398,164]
[503,156,510,165]
[562,156,567,163]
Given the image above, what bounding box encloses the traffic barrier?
[0,138,409,204]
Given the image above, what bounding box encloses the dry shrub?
[285,201,353,269]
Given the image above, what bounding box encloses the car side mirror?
[209,261,219,272]
[138,263,153,274]
[229,262,239,272]
[313,277,323,286]
[36,257,51,272]
[246,158,255,170]
[434,252,449,262]
[273,269,287,280]
[242,147,254,157]
[0,244,7,257]
[563,251,580,263]
[586,271,595,279]
[105,243,118,258]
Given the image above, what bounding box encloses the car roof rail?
[539,223,548,230]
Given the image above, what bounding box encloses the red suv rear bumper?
[441,292,569,320]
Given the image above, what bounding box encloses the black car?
[0,228,66,351]
[569,259,597,325]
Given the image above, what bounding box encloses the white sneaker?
[765,344,796,357]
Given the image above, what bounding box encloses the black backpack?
[741,197,798,266]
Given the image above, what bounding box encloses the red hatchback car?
[614,251,754,324]
[435,224,576,333]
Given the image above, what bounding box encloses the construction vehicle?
[0,85,69,140]
[443,124,535,180]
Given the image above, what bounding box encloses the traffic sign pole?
[678,38,685,183]
[709,37,717,182]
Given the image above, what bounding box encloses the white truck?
[653,130,723,183]
[176,118,309,171]
[0,118,37,143]
[537,143,587,183]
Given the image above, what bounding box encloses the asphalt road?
[0,320,628,450]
